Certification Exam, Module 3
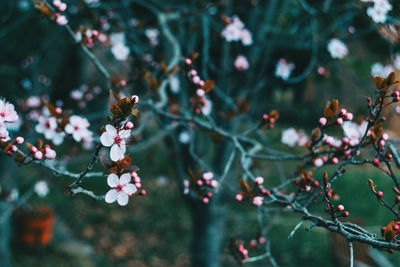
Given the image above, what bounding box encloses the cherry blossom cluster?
[70,84,102,108]
[281,127,308,148]
[274,58,295,81]
[183,171,218,204]
[0,99,19,142]
[327,38,348,59]
[75,27,108,48]
[235,177,271,207]
[261,110,279,129]
[184,58,213,115]
[362,0,392,24]
[110,32,130,61]
[51,0,68,26]
[221,16,253,46]
[33,104,94,148]
[229,236,266,264]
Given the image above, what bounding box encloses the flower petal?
[119,173,131,186]
[110,144,124,161]
[100,132,114,147]
[117,191,129,206]
[122,183,137,195]
[105,124,117,136]
[119,129,131,139]
[105,189,118,203]
[107,173,119,187]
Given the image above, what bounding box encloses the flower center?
[74,126,79,131]
[115,185,123,192]
[0,112,5,118]
[114,135,122,145]
[45,120,51,129]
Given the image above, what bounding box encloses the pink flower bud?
[31,146,38,153]
[15,136,24,144]
[120,80,127,86]
[189,69,197,76]
[55,107,62,114]
[377,191,383,198]
[340,108,347,115]
[382,133,389,141]
[135,182,142,189]
[125,121,134,129]
[332,157,339,164]
[262,114,268,120]
[202,197,209,204]
[252,196,264,206]
[140,189,146,195]
[210,180,218,188]
[336,117,343,125]
[58,3,67,11]
[199,80,205,87]
[34,151,43,160]
[207,192,212,198]
[313,158,323,167]
[11,145,17,152]
[255,176,264,185]
[345,113,353,121]
[185,58,192,65]
[197,180,203,186]
[258,237,266,244]
[235,194,243,202]
[202,172,214,180]
[343,211,349,217]
[196,89,205,97]
[250,239,257,247]
[337,205,344,211]
[192,76,200,84]
[319,117,327,126]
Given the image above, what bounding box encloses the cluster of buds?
[261,110,279,129]
[130,171,146,195]
[391,90,400,102]
[235,177,270,207]
[230,236,266,264]
[75,27,107,48]
[70,84,103,108]
[184,57,214,115]
[52,0,68,26]
[295,169,321,193]
[381,220,400,242]
[196,172,218,204]
[325,203,349,217]
[318,108,353,127]
[26,140,57,161]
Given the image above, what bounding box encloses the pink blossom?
[319,117,327,126]
[203,172,214,180]
[64,115,92,142]
[35,115,65,145]
[0,100,18,126]
[44,146,56,159]
[234,55,250,71]
[253,196,264,206]
[56,14,68,26]
[105,173,137,206]
[327,39,348,59]
[275,59,295,81]
[255,176,264,185]
[0,125,9,141]
[313,158,324,167]
[235,194,243,202]
[100,124,131,161]
[240,29,253,46]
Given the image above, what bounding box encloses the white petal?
[110,144,124,161]
[107,173,119,187]
[119,173,131,186]
[117,191,129,206]
[105,124,117,136]
[100,132,114,147]
[119,130,131,139]
[122,184,137,195]
[105,189,118,203]
[64,124,73,134]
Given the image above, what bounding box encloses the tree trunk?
[190,201,226,267]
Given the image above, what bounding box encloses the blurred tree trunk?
[190,201,226,267]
